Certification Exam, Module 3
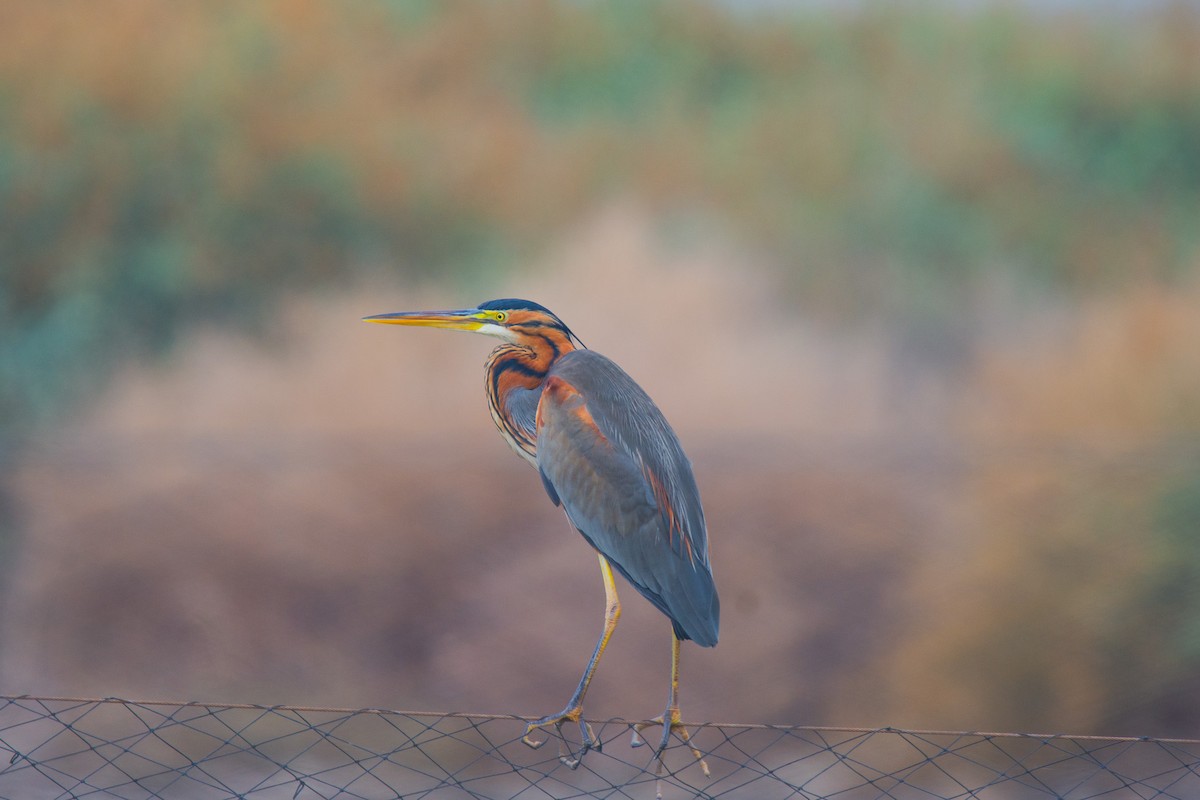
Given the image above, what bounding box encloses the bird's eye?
[494,312,507,322]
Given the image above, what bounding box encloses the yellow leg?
[631,630,710,778]
[522,552,621,767]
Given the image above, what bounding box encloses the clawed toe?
[629,714,664,749]
[521,710,598,768]
[521,726,548,750]
[630,709,710,778]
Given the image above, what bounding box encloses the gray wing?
[534,349,719,647]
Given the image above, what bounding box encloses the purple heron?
[365,299,718,771]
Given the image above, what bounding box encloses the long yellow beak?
[363,309,487,332]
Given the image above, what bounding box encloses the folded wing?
[534,350,719,647]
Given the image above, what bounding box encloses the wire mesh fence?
[2,694,1198,799]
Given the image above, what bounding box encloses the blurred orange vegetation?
[8,1,1198,297]
[2,0,1200,739]
[877,281,1200,733]
[967,282,1200,443]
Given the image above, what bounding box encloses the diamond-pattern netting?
[2,695,1198,799]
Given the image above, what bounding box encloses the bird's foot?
[521,706,599,769]
[630,705,710,778]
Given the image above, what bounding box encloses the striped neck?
[484,324,577,465]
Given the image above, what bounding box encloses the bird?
[365,299,718,772]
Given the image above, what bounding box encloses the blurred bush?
[875,282,1200,733]
[2,0,1200,733]
[3,1,1199,445]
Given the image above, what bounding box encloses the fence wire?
[1,695,1198,800]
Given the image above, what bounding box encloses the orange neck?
[484,326,577,463]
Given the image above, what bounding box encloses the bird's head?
[364,298,585,349]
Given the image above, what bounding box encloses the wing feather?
[535,350,719,646]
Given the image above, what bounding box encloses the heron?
[365,299,718,772]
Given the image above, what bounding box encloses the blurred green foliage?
[1148,473,1200,663]
[1,0,1198,441]
[1094,469,1200,728]
[0,106,386,440]
[1,0,1200,734]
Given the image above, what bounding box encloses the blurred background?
[2,0,1199,738]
